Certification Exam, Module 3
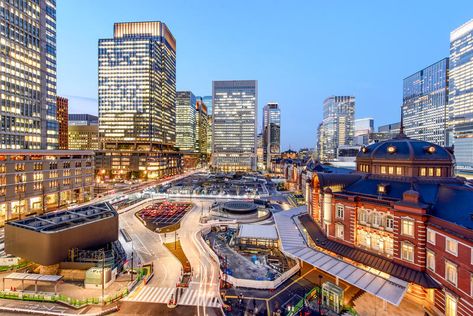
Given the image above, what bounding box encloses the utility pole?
[102,250,105,305]
[130,242,134,282]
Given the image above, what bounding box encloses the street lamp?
[318,274,323,314]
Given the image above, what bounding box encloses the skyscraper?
[449,19,473,171]
[57,97,69,150]
[202,96,213,116]
[68,114,99,151]
[0,0,57,149]
[212,80,257,171]
[98,21,176,145]
[97,22,182,180]
[402,58,449,146]
[318,96,355,161]
[263,103,281,168]
[354,118,374,146]
[196,99,209,156]
[176,91,197,151]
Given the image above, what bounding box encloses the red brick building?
[300,132,473,315]
[56,97,68,149]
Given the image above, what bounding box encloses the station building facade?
[285,132,473,316]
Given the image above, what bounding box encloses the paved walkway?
[354,292,424,316]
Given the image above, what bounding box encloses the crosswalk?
[126,286,220,308]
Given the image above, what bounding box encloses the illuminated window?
[401,218,414,237]
[420,168,426,176]
[427,229,436,245]
[401,242,414,262]
[446,238,458,256]
[335,223,344,239]
[396,167,402,175]
[372,213,382,227]
[445,261,457,286]
[445,292,457,316]
[358,209,367,224]
[428,168,434,176]
[336,204,344,219]
[426,250,435,271]
[436,168,441,177]
[380,166,386,174]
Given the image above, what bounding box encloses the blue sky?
[57,0,473,150]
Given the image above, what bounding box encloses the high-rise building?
[68,114,99,151]
[378,122,401,135]
[449,19,473,171]
[202,96,213,116]
[196,99,209,156]
[256,133,264,170]
[318,96,355,161]
[97,22,182,180]
[354,118,374,146]
[57,97,69,150]
[402,58,449,146]
[176,91,197,152]
[0,0,58,149]
[212,80,257,172]
[207,115,213,155]
[263,103,281,168]
[98,21,176,145]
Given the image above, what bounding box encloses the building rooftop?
[7,203,117,233]
[238,224,278,240]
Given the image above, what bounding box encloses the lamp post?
[318,274,323,314]
[130,241,134,282]
[101,249,105,306]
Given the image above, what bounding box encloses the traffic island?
[163,241,192,287]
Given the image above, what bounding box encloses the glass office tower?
[0,0,58,149]
[449,19,473,171]
[175,91,197,151]
[263,103,281,168]
[98,21,176,145]
[202,96,213,116]
[402,58,449,146]
[212,80,257,171]
[319,96,355,161]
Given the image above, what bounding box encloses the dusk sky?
[57,0,473,151]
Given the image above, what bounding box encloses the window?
[436,168,441,177]
[381,166,386,174]
[427,229,436,245]
[445,292,457,316]
[445,261,457,286]
[446,238,458,256]
[396,167,402,175]
[426,250,435,271]
[428,168,434,176]
[401,242,414,262]
[372,213,381,227]
[335,223,344,239]
[386,215,394,231]
[388,166,394,174]
[420,168,426,176]
[427,289,435,303]
[336,204,344,219]
[401,218,415,237]
[358,209,367,224]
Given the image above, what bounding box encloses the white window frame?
[358,209,367,224]
[372,212,381,228]
[445,292,457,316]
[445,260,458,286]
[401,241,414,262]
[426,249,435,272]
[386,215,394,232]
[335,223,344,239]
[336,204,344,219]
[427,228,436,245]
[401,218,415,237]
[446,237,458,256]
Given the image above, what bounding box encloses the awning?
[4,272,63,283]
[274,207,408,306]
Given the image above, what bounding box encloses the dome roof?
[356,135,454,162]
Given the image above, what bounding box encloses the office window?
[401,242,414,262]
[426,250,435,271]
[401,218,415,237]
[335,223,344,239]
[445,292,457,316]
[336,204,344,219]
[446,238,458,256]
[445,261,457,286]
[427,229,436,245]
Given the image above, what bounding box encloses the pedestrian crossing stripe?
[125,286,220,308]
